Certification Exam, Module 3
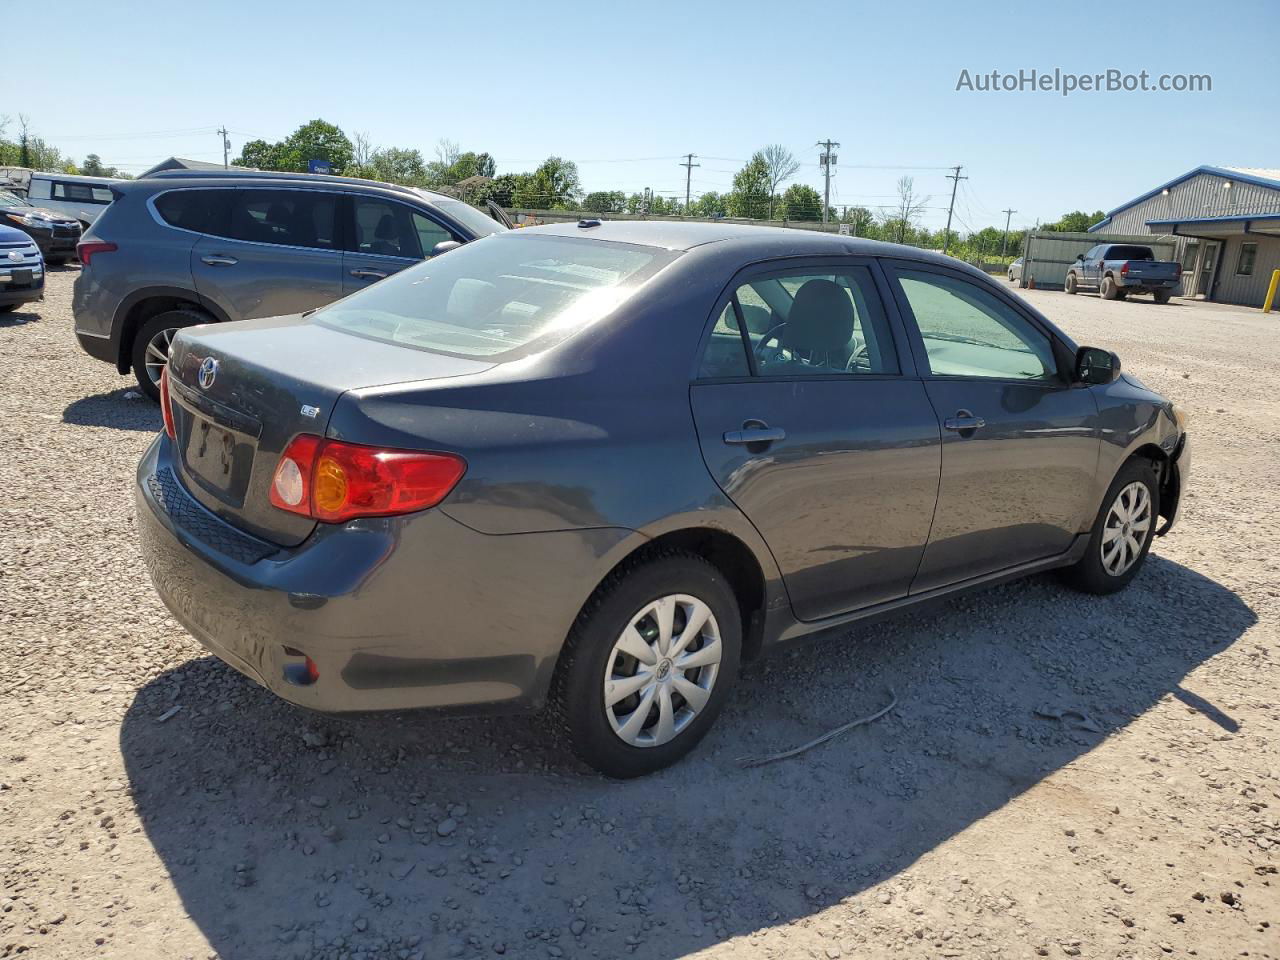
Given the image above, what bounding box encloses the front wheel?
[551,553,742,778]
[1062,459,1159,595]
[1064,272,1078,295]
[130,308,211,402]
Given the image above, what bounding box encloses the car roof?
[520,219,974,268]
[135,169,454,203]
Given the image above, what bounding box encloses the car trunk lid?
[166,313,493,547]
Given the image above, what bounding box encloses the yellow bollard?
[1264,269,1280,313]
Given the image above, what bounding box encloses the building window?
[1237,243,1258,277]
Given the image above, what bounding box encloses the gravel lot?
[1,269,1277,960]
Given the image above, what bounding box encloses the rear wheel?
[1062,459,1159,595]
[1153,288,1171,304]
[1065,272,1078,295]
[130,307,211,402]
[551,553,742,778]
[1101,276,1120,300]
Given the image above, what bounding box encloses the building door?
[1197,241,1221,299]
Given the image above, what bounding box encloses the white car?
[24,172,121,228]
[1007,257,1024,283]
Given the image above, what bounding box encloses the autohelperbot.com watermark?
[956,68,1212,96]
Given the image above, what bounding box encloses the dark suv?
[72,171,507,399]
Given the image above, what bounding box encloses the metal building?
[1090,166,1280,307]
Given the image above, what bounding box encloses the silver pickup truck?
[1065,243,1181,303]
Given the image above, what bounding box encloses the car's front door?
[190,188,344,320]
[689,260,941,621]
[884,262,1100,592]
[341,197,461,295]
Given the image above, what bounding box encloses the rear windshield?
[418,195,507,238]
[1106,245,1155,261]
[315,233,676,360]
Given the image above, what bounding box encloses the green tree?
[691,192,728,218]
[582,190,627,213]
[761,144,800,219]
[367,147,426,184]
[841,206,876,237]
[1045,210,1106,233]
[778,183,823,221]
[233,119,354,174]
[524,156,581,209]
[727,153,770,220]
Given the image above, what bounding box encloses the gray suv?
[73,171,507,399]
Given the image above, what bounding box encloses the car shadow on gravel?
[62,388,160,432]
[119,555,1255,960]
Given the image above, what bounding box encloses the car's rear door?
[341,196,462,295]
[882,261,1100,592]
[689,258,941,622]
[191,187,345,321]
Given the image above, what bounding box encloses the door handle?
[724,421,786,445]
[350,268,388,280]
[943,411,986,433]
[200,255,238,266]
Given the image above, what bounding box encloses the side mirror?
[1075,253,1085,261]
[429,240,462,258]
[1075,346,1121,385]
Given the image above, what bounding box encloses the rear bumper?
[1117,277,1179,289]
[135,437,629,714]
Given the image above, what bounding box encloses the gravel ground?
[1,270,1277,960]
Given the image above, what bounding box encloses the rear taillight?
[159,366,176,439]
[1120,261,1130,276]
[76,241,117,266]
[269,435,466,522]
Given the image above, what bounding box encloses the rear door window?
[52,181,112,204]
[226,189,339,250]
[154,189,231,235]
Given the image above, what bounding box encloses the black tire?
[1061,458,1160,595]
[130,307,211,402]
[551,552,742,778]
[1101,276,1120,300]
[1153,289,1171,304]
[46,257,67,266]
[1065,272,1078,295]
[0,304,17,314]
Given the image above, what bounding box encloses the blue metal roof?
[1090,165,1280,232]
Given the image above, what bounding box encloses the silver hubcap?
[144,327,179,386]
[1101,481,1152,576]
[604,594,722,748]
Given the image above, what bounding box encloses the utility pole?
[942,164,967,255]
[1000,207,1017,257]
[218,125,231,169]
[679,153,699,213]
[817,140,839,224]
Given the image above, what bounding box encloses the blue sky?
[14,0,1276,231]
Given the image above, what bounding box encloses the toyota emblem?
[197,356,219,390]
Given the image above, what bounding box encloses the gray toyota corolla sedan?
[136,220,1188,777]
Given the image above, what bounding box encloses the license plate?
[184,417,253,503]
[10,269,31,285]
